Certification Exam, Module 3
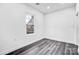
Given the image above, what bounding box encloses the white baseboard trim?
[45,37,76,45]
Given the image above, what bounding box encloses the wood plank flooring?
[19,39,78,55]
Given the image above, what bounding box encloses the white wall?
[77,16,79,45]
[76,3,79,46]
[0,3,44,54]
[45,7,76,44]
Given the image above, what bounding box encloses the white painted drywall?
[76,3,79,49]
[77,16,79,45]
[0,3,44,54]
[73,3,79,53]
[45,7,76,44]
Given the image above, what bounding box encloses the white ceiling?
[26,3,76,14]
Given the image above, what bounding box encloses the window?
[25,15,34,34]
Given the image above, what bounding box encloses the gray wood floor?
[19,39,78,55]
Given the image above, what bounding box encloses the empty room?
[0,3,79,55]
